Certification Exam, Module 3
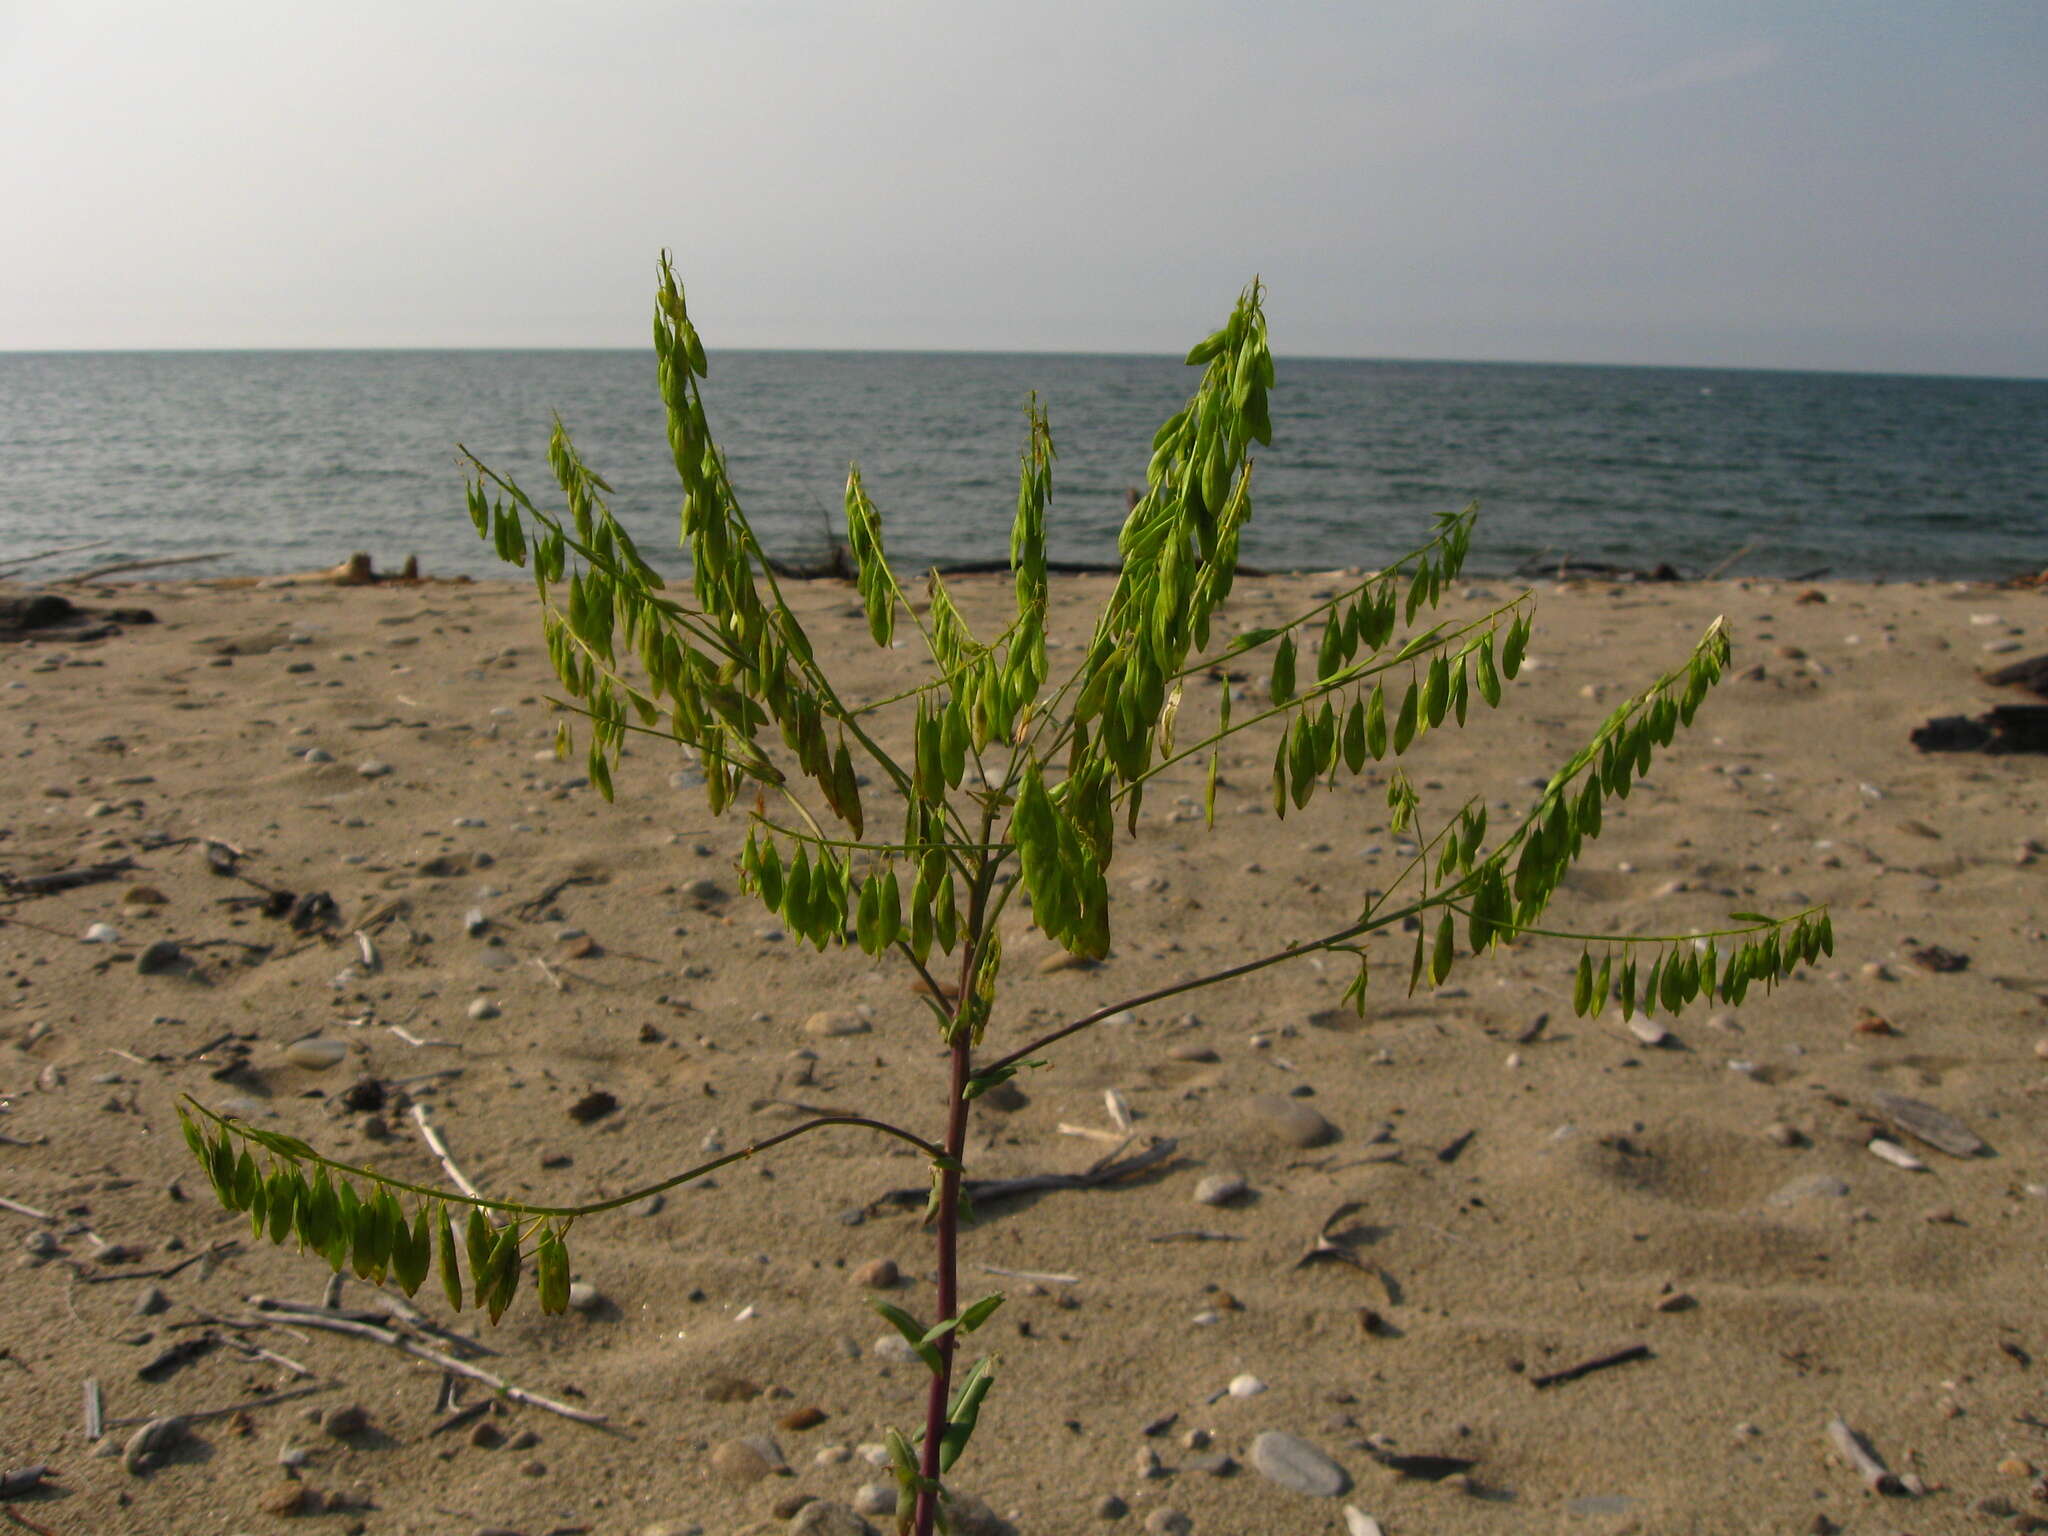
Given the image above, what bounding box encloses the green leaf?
[1476,634,1502,706]
[436,1203,463,1312]
[1393,681,1418,755]
[1422,654,1449,729]
[958,1293,1005,1333]
[1503,615,1528,679]
[1430,911,1454,986]
[1270,634,1296,704]
[1365,682,1387,759]
[872,1299,943,1373]
[1573,951,1593,1015]
[536,1225,570,1315]
[1342,697,1366,774]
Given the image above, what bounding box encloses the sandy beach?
[2,566,2045,1536]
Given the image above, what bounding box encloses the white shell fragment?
[1867,1137,1927,1171]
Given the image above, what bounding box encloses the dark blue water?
[2,350,2043,581]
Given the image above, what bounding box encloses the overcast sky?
[2,1,2043,374]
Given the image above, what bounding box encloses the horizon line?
[0,343,2042,386]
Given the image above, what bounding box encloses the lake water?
[2,349,2043,582]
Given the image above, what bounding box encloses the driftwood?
[0,537,111,574]
[0,858,137,898]
[1985,652,2048,698]
[1869,1091,1988,1158]
[409,1104,484,1201]
[61,552,227,583]
[1825,1416,1904,1494]
[101,1380,334,1431]
[242,1299,608,1427]
[1529,1342,1652,1389]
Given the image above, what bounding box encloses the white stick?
[0,1194,50,1220]
[245,1302,607,1427]
[409,1103,483,1202]
[980,1264,1081,1285]
[1825,1416,1902,1494]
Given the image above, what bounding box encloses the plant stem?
[915,1036,972,1536]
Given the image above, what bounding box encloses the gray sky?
[3,1,2043,375]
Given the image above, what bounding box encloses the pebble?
[779,1405,827,1431]
[302,747,334,764]
[1094,1494,1129,1520]
[136,939,184,975]
[1142,1511,1192,1536]
[464,907,489,937]
[567,1091,618,1124]
[1626,1016,1671,1047]
[321,1403,369,1438]
[708,1436,783,1482]
[681,877,724,905]
[851,1483,896,1517]
[638,1524,705,1536]
[356,759,392,778]
[466,998,501,1021]
[1227,1373,1268,1398]
[852,1258,899,1289]
[788,1505,875,1536]
[1765,1172,1850,1207]
[1249,1429,1350,1496]
[1193,1174,1248,1207]
[873,1333,920,1364]
[82,922,120,944]
[1342,1510,1385,1536]
[284,1038,348,1071]
[1168,1043,1219,1063]
[1248,1094,1336,1148]
[804,1010,869,1038]
[132,1284,169,1316]
[123,1415,186,1475]
[566,1282,604,1313]
[1763,1121,1804,1148]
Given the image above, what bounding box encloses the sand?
[2,567,2045,1536]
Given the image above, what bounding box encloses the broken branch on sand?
[409,1103,484,1202]
[241,1301,609,1428]
[60,551,228,583]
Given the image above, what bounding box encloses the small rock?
[466,997,500,1021]
[1135,1446,1166,1480]
[321,1403,369,1438]
[133,1284,169,1316]
[779,1405,827,1431]
[1094,1493,1129,1520]
[123,1415,186,1475]
[1342,1510,1385,1536]
[566,1282,604,1313]
[1194,1174,1248,1207]
[136,940,184,975]
[356,759,391,778]
[851,1482,896,1517]
[852,1258,899,1289]
[788,1503,876,1536]
[803,1010,869,1038]
[1248,1094,1336,1148]
[259,1482,320,1517]
[873,1333,920,1364]
[567,1090,617,1124]
[1626,1016,1671,1047]
[1249,1429,1350,1497]
[1167,1042,1219,1063]
[302,747,334,764]
[464,908,489,937]
[1142,1511,1192,1536]
[1765,1172,1850,1207]
[83,922,120,944]
[1998,1457,2035,1478]
[1763,1121,1804,1148]
[681,877,724,905]
[709,1437,783,1483]
[1654,1291,1696,1313]
[470,1421,505,1448]
[284,1038,347,1071]
[1227,1373,1267,1398]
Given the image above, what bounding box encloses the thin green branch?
[185,1098,945,1217]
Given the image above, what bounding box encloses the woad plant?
[182,257,1828,1536]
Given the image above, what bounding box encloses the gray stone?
[566,1282,604,1313]
[709,1436,784,1483]
[787,1504,874,1536]
[123,1415,186,1475]
[1249,1429,1350,1497]
[1194,1173,1248,1207]
[1765,1172,1851,1208]
[356,759,391,778]
[283,1038,347,1071]
[1142,1512,1192,1536]
[466,997,501,1021]
[136,940,184,975]
[851,1482,895,1517]
[804,1010,869,1038]
[1249,1094,1336,1148]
